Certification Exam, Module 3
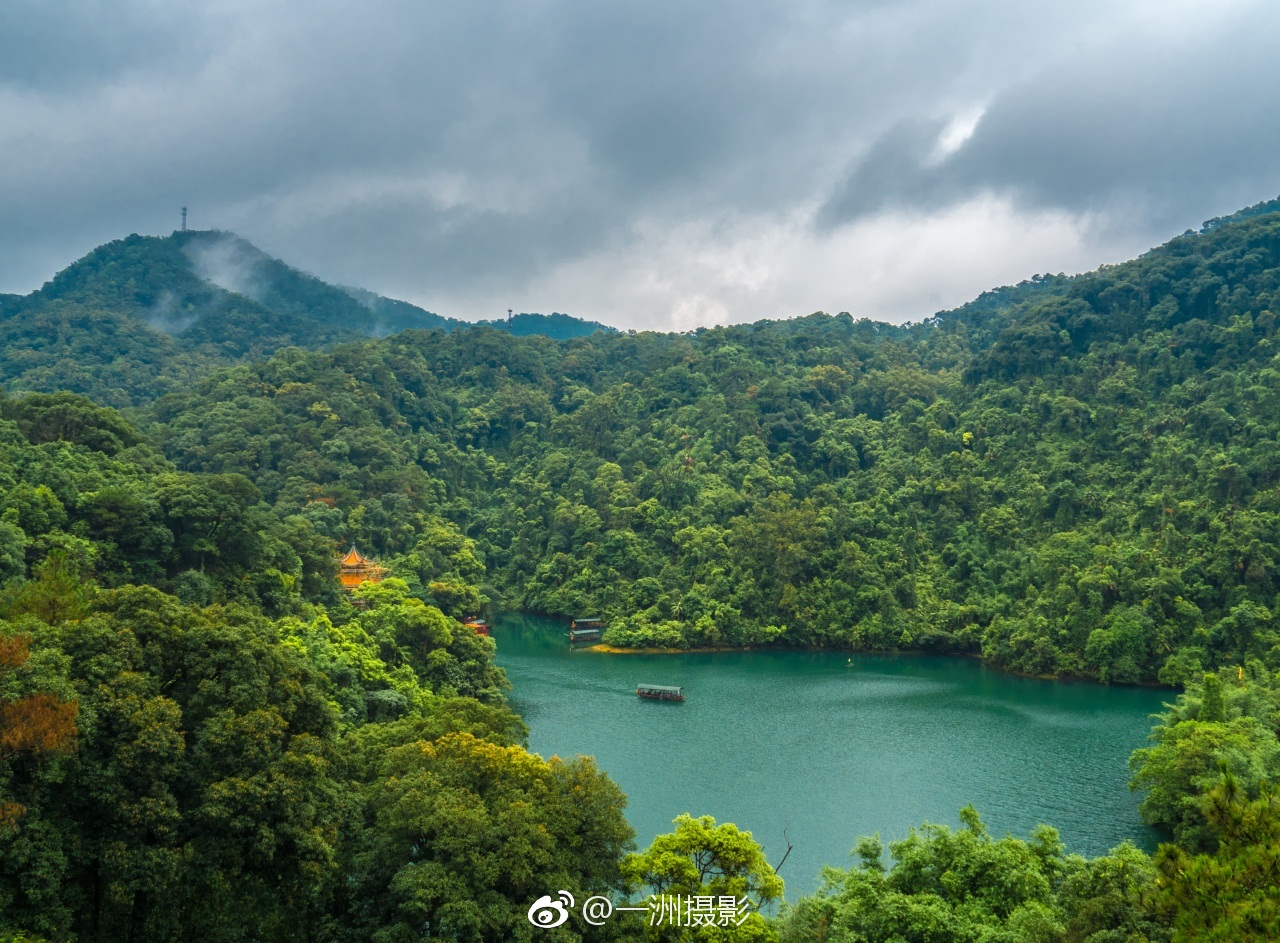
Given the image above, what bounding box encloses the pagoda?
[338,545,388,592]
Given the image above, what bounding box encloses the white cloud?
[928,107,986,166]
[418,195,1142,330]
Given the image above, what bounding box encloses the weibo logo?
[527,891,575,928]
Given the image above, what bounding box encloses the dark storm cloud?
[818,117,955,226]
[2,0,1279,326]
[0,0,208,91]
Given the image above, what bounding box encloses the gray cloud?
[0,0,209,92]
[2,0,1279,327]
[818,117,955,225]
[821,7,1280,233]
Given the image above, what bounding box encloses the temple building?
[338,546,388,592]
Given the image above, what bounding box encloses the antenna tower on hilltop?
[508,308,513,321]
[181,207,188,232]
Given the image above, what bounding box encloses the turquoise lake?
[492,613,1171,897]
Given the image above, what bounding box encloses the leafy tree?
[0,392,142,455]
[622,814,783,942]
[0,629,79,940]
[1148,771,1280,942]
[777,809,1168,943]
[342,732,632,943]
[1130,668,1280,850]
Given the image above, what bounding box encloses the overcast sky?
[4,0,1279,330]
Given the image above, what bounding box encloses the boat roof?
[637,684,683,693]
[575,615,603,621]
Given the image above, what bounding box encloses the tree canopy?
[6,197,1280,939]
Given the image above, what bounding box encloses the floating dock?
[569,616,604,643]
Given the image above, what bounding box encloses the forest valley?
[3,198,1280,939]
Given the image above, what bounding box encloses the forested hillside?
[0,392,631,942]
[124,201,1280,684]
[0,231,610,407]
[3,201,1280,942]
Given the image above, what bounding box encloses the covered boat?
[636,684,685,701]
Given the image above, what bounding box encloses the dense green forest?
[0,231,610,408]
[0,399,1275,940]
[116,200,1280,685]
[6,199,1280,940]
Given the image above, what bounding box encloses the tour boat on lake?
[636,684,685,701]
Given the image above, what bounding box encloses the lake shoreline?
[585,642,749,654]
[567,637,1174,689]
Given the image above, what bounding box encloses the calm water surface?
[493,613,1169,897]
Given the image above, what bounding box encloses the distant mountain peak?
[0,229,613,406]
[474,311,616,338]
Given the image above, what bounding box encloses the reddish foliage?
[0,635,30,669]
[0,693,79,754]
[0,801,25,828]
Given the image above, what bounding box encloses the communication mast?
[508,308,513,321]
[181,207,188,232]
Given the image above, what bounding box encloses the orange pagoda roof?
[340,547,371,567]
[338,545,388,590]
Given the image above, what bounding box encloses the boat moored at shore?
[569,616,604,643]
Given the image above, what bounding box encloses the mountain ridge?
[0,229,612,406]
